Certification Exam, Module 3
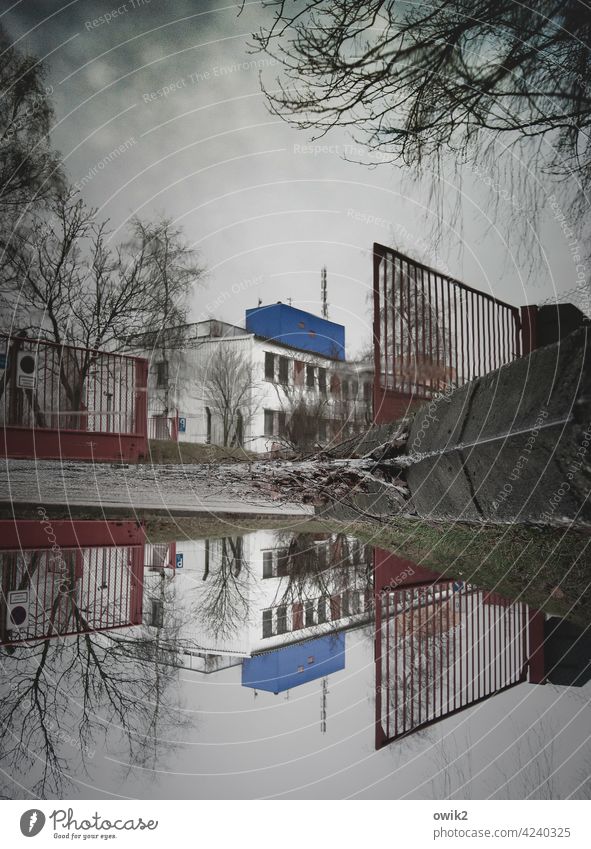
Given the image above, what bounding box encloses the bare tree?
[1,190,200,348]
[0,625,185,798]
[0,190,202,425]
[199,344,260,447]
[254,1,591,259]
[0,24,63,230]
[197,536,253,640]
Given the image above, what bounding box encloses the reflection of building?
[0,519,144,646]
[242,633,345,694]
[129,304,373,452]
[139,531,373,669]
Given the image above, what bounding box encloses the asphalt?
[0,459,314,516]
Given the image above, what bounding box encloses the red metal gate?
[374,549,534,748]
[0,519,144,646]
[0,335,148,461]
[372,244,522,422]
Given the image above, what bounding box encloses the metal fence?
[374,581,530,747]
[1,544,144,646]
[149,414,179,441]
[0,335,148,460]
[373,244,521,421]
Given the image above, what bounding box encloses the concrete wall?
[405,328,591,524]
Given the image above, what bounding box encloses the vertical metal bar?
[383,255,389,393]
[393,591,399,738]
[391,256,396,393]
[458,587,463,707]
[440,275,446,391]
[427,271,433,388]
[446,279,452,392]
[434,270,440,379]
[425,586,429,721]
[386,590,390,739]
[372,246,383,416]
[406,262,412,397]
[402,589,408,734]
[419,268,425,394]
[417,587,422,727]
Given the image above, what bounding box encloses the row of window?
[261,540,371,578]
[263,408,327,441]
[262,590,372,637]
[264,352,372,400]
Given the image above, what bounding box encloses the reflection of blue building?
[245,303,345,360]
[242,634,345,694]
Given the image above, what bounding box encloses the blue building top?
[241,633,345,694]
[245,303,345,360]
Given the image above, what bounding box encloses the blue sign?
[178,417,186,433]
[175,553,184,569]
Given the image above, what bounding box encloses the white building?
[130,304,373,454]
[138,529,374,670]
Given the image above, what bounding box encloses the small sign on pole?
[175,553,184,569]
[178,417,186,433]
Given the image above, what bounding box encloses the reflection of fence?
[375,580,530,747]
[0,335,148,461]
[149,413,178,441]
[144,542,176,570]
[0,520,144,646]
[373,244,521,422]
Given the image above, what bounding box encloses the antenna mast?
[321,266,328,319]
[320,677,328,733]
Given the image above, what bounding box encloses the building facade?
[132,304,373,454]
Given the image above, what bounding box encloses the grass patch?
[346,519,591,627]
[142,439,257,465]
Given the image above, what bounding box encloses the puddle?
[1,517,589,800]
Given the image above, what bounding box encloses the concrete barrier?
[406,327,591,523]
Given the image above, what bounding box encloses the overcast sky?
[3,0,586,355]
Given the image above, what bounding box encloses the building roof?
[246,303,346,361]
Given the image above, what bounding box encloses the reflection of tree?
[197,537,252,640]
[0,582,184,798]
[271,533,373,622]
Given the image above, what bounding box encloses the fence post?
[520,305,538,355]
[134,359,148,456]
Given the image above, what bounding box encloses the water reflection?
[1,517,589,799]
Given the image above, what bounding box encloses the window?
[277,548,289,577]
[264,409,275,436]
[278,356,289,384]
[306,365,315,388]
[262,609,273,638]
[205,407,211,444]
[264,352,275,381]
[330,373,340,394]
[351,380,359,398]
[318,367,327,394]
[262,551,273,578]
[342,379,349,398]
[278,411,287,436]
[305,600,315,627]
[150,600,164,628]
[294,360,304,385]
[363,381,372,403]
[317,597,328,624]
[155,360,168,388]
[276,606,288,634]
[318,419,327,442]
